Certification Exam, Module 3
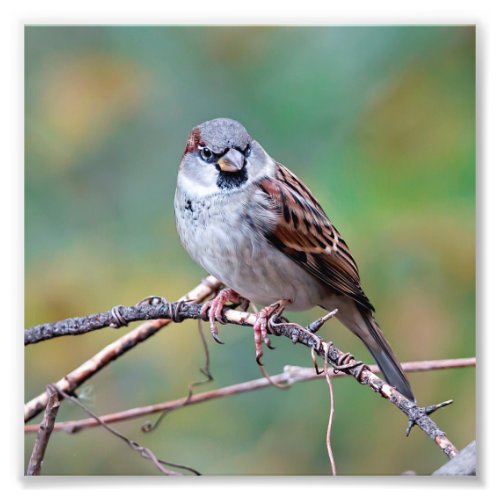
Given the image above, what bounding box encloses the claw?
[200,288,247,345]
[262,337,275,350]
[254,314,265,362]
[211,331,225,345]
[252,300,290,365]
[214,304,228,325]
[200,301,224,344]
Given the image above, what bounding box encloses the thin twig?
[24,358,475,435]
[322,342,336,476]
[52,386,200,475]
[141,318,215,433]
[24,277,221,423]
[26,385,60,475]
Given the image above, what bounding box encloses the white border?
[4,0,497,498]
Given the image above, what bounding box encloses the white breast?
[174,184,326,310]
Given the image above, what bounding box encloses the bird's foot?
[254,299,290,365]
[200,288,248,344]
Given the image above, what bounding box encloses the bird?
[174,117,415,401]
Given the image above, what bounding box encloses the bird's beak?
[217,148,245,173]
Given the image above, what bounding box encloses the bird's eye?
[243,144,252,158]
[200,147,213,162]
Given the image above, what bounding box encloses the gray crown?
[198,118,252,153]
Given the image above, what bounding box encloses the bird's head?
[177,118,274,195]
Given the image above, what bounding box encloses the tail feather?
[328,296,415,402]
[360,312,415,402]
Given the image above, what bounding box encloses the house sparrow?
[174,118,415,402]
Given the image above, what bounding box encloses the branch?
[24,277,221,422]
[24,358,475,435]
[25,278,221,345]
[25,285,466,460]
[26,385,60,475]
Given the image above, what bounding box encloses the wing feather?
[259,163,374,312]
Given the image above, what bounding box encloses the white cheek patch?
[246,155,277,182]
[178,173,220,198]
[177,162,220,198]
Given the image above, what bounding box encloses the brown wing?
[259,163,374,312]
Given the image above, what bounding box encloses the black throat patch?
[216,167,248,190]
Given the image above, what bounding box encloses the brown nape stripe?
[184,127,201,154]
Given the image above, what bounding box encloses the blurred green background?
[24,26,475,476]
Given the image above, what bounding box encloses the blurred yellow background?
[25,26,475,475]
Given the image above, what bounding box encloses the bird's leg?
[200,288,247,344]
[254,299,290,365]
